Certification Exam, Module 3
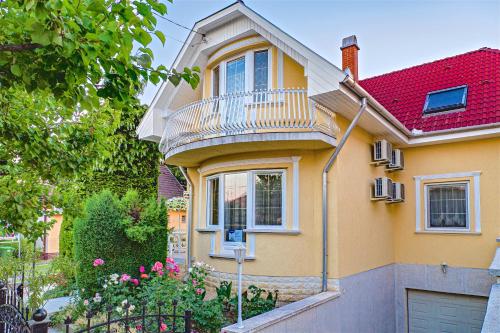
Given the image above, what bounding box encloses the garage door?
[408,290,488,333]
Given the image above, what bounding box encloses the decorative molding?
[244,229,300,235]
[200,157,295,174]
[207,36,267,65]
[413,171,482,181]
[414,171,482,233]
[197,169,202,228]
[291,156,301,231]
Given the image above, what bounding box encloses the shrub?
[73,190,168,295]
[59,216,74,258]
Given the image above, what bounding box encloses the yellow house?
[138,2,500,331]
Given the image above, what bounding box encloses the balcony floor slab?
[164,131,336,167]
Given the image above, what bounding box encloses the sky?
[140,0,500,105]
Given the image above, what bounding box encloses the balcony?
[160,89,338,165]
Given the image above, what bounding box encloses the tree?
[0,0,200,238]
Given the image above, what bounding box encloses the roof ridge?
[360,47,500,82]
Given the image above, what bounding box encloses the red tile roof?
[158,165,185,200]
[359,48,500,133]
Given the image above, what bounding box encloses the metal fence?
[64,300,192,333]
[0,279,35,333]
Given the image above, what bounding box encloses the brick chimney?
[340,35,360,81]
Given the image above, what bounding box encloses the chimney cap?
[340,35,359,50]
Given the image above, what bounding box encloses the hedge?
[59,216,74,258]
[73,190,168,295]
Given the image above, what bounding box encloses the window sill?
[415,230,481,235]
[196,228,220,233]
[243,229,300,235]
[209,253,256,261]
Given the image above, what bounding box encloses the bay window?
[206,169,286,245]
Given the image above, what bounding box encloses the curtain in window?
[224,173,247,242]
[255,174,282,226]
[208,178,219,225]
[428,183,467,228]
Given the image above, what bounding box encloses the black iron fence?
[64,300,192,333]
[0,279,46,333]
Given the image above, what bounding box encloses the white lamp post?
[233,244,246,329]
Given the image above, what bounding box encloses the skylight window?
[423,85,468,114]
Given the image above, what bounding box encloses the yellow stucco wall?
[168,210,187,232]
[181,34,500,282]
[46,214,63,254]
[392,138,500,269]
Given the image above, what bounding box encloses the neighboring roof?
[158,166,185,199]
[359,48,500,133]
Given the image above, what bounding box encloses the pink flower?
[140,274,149,279]
[196,288,203,295]
[83,299,89,306]
[139,266,145,273]
[192,279,198,286]
[151,261,163,272]
[157,270,164,276]
[93,258,105,267]
[159,323,167,332]
[135,325,142,331]
[120,274,131,282]
[131,279,139,286]
[166,257,175,264]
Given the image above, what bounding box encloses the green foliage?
[0,0,200,238]
[167,196,187,211]
[78,104,161,200]
[0,0,200,109]
[73,190,168,295]
[59,217,75,258]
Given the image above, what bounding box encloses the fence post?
[29,320,49,333]
[184,310,192,333]
[0,281,5,333]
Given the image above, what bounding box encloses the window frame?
[424,181,470,232]
[251,170,286,230]
[206,175,221,228]
[210,47,273,97]
[205,169,287,252]
[423,85,468,115]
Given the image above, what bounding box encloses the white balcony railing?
[159,89,337,153]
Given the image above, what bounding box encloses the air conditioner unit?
[372,177,393,200]
[388,182,405,203]
[387,149,404,170]
[372,140,392,164]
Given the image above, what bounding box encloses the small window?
[254,50,269,92]
[212,66,220,97]
[207,177,219,226]
[426,182,469,230]
[254,173,283,226]
[423,85,467,114]
[181,215,186,223]
[226,57,245,94]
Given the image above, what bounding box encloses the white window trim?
[424,181,470,232]
[250,170,286,230]
[211,47,273,97]
[414,171,481,233]
[205,168,288,256]
[206,174,220,228]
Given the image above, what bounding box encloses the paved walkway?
[45,296,71,314]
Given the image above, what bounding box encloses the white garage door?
[408,290,488,333]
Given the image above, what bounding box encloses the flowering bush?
[54,258,276,333]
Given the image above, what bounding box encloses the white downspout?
[178,167,193,270]
[321,93,367,292]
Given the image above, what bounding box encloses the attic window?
[423,85,467,114]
